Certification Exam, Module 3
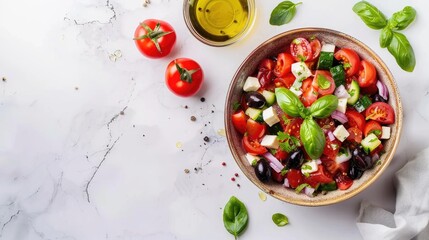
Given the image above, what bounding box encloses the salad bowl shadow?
[224,28,403,206]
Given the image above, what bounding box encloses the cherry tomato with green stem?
[134,19,176,58]
[165,58,204,97]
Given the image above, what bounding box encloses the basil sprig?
[269,1,302,26]
[275,88,338,159]
[353,1,416,72]
[223,196,249,239]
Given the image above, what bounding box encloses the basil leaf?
[275,87,305,117]
[300,118,325,159]
[270,1,302,26]
[352,1,387,30]
[272,213,289,227]
[309,95,338,119]
[379,27,393,48]
[388,6,416,31]
[223,196,249,239]
[387,31,416,72]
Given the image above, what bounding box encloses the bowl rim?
[182,0,256,47]
[224,27,403,206]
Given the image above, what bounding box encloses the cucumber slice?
[330,65,346,87]
[262,90,276,106]
[317,52,334,70]
[361,133,381,153]
[347,80,360,105]
[354,95,372,112]
[245,107,263,122]
[319,181,338,191]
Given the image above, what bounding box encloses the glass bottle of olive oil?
[188,0,250,42]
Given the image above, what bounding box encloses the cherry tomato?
[305,165,333,188]
[134,19,176,58]
[246,119,266,140]
[283,118,303,139]
[323,136,341,160]
[317,117,336,132]
[309,37,322,61]
[334,48,360,77]
[358,60,377,88]
[272,170,285,183]
[361,81,378,95]
[345,109,366,132]
[258,58,276,71]
[257,68,274,89]
[364,120,382,138]
[273,73,295,89]
[313,70,336,96]
[274,149,289,161]
[231,110,248,134]
[290,37,313,62]
[274,53,295,77]
[335,173,353,190]
[365,102,395,124]
[301,86,318,107]
[347,126,363,143]
[287,169,304,188]
[242,136,267,155]
[322,157,350,176]
[165,58,204,97]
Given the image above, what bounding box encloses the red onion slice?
[304,186,315,197]
[262,152,284,172]
[327,131,336,141]
[376,80,389,100]
[334,85,350,99]
[283,178,290,188]
[331,110,348,124]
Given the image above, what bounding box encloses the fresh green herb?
[275,87,305,117]
[302,164,312,171]
[223,196,249,240]
[343,62,352,69]
[349,89,356,97]
[353,1,416,72]
[371,129,382,136]
[232,102,241,111]
[282,115,291,125]
[309,95,339,119]
[339,147,349,156]
[251,159,258,167]
[295,183,310,193]
[352,1,387,29]
[369,137,378,143]
[272,213,289,227]
[317,74,331,90]
[300,118,325,159]
[319,181,338,191]
[376,160,382,166]
[281,168,289,176]
[389,6,416,30]
[277,131,300,153]
[270,1,302,26]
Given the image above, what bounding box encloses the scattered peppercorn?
[222,162,226,166]
[231,177,236,181]
[237,184,241,188]
[200,97,206,102]
[190,116,197,121]
[184,169,190,174]
[2,77,6,82]
[234,173,239,177]
[203,136,210,142]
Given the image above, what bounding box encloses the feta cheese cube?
[336,98,348,113]
[260,135,279,149]
[333,125,350,142]
[321,43,336,53]
[245,153,260,165]
[381,126,391,139]
[301,160,319,175]
[291,62,312,81]
[263,106,280,127]
[243,76,261,92]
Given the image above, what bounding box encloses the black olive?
[352,148,373,170]
[285,149,304,169]
[372,93,388,103]
[255,159,271,182]
[245,92,266,109]
[348,161,364,180]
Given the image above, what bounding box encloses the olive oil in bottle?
[189,0,250,42]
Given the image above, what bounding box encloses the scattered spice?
[184,105,189,109]
[231,177,236,181]
[200,97,206,102]
[217,128,226,136]
[143,0,150,7]
[203,136,210,142]
[234,173,239,177]
[120,111,125,115]
[184,169,190,174]
[237,184,241,188]
[2,77,6,82]
[258,192,267,201]
[74,86,79,90]
[222,162,226,166]
[176,141,183,148]
[190,116,197,121]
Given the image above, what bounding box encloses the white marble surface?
[0,0,428,239]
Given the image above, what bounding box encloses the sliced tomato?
[335,173,353,190]
[283,118,303,138]
[301,86,318,107]
[347,126,363,143]
[242,136,267,155]
[371,143,384,156]
[256,68,274,89]
[290,37,313,62]
[272,170,285,183]
[364,120,382,138]
[334,48,360,77]
[274,53,295,77]
[286,169,304,188]
[273,72,295,89]
[274,149,289,161]
[345,109,366,132]
[309,37,322,61]
[317,117,336,132]
[305,165,333,188]
[258,58,275,71]
[358,60,377,88]
[323,136,341,160]
[365,102,395,124]
[361,81,378,95]
[322,158,350,176]
[231,110,248,134]
[246,119,266,140]
[313,70,335,96]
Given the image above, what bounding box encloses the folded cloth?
[357,147,429,240]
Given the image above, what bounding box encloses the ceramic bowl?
[224,28,403,206]
[182,0,256,47]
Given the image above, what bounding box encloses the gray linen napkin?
[357,147,429,240]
